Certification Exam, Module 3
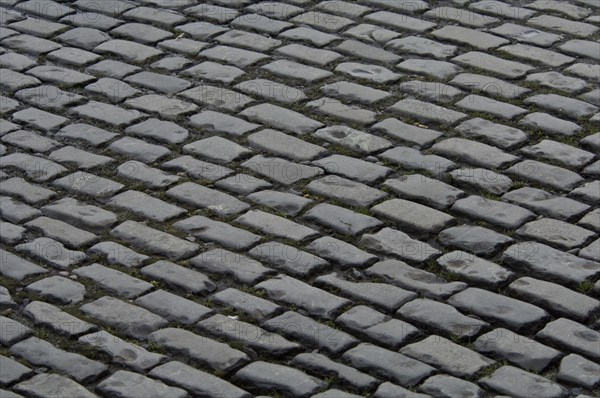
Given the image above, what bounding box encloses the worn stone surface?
[0,1,597,396]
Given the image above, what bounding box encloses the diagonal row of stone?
[0,0,599,398]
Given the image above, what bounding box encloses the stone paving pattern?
[0,0,599,397]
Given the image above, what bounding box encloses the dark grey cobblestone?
[1,1,599,397]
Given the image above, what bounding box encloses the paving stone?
[419,374,484,398]
[431,25,508,50]
[275,44,341,67]
[72,101,146,128]
[425,6,499,27]
[316,272,416,313]
[109,137,171,164]
[452,51,534,79]
[111,220,198,260]
[306,97,377,126]
[0,69,40,92]
[362,228,441,264]
[2,129,61,153]
[233,361,324,397]
[365,11,436,32]
[373,198,455,235]
[149,361,251,398]
[116,160,179,190]
[166,182,249,214]
[399,80,464,104]
[371,119,443,148]
[16,237,86,269]
[451,195,535,229]
[215,174,272,195]
[304,203,381,235]
[158,38,208,56]
[560,39,600,61]
[401,335,495,378]
[135,289,212,325]
[108,190,185,222]
[0,222,24,244]
[526,72,587,96]
[211,287,280,322]
[373,382,430,398]
[335,62,401,84]
[54,172,124,198]
[439,225,513,256]
[248,129,326,162]
[578,208,600,232]
[344,23,400,44]
[140,260,215,295]
[580,238,600,262]
[199,313,300,355]
[433,138,518,169]
[455,118,528,150]
[565,63,600,82]
[249,241,328,277]
[314,154,389,184]
[182,60,246,84]
[527,94,599,119]
[480,366,567,398]
[343,343,435,386]
[570,180,600,204]
[456,95,527,120]
[528,0,591,19]
[516,218,595,250]
[175,21,228,40]
[450,73,530,100]
[538,318,599,361]
[15,84,84,110]
[388,99,467,126]
[500,44,574,68]
[240,103,323,135]
[386,36,456,59]
[290,352,377,392]
[81,296,168,339]
[501,241,600,285]
[366,258,467,300]
[510,276,599,322]
[74,263,153,299]
[180,84,252,112]
[55,123,118,146]
[122,119,187,145]
[125,94,197,119]
[1,153,66,181]
[26,275,85,304]
[449,287,549,332]
[46,46,102,67]
[13,373,96,398]
[93,39,163,63]
[97,370,186,398]
[48,146,113,171]
[450,168,513,195]
[189,110,259,136]
[474,328,561,372]
[175,215,260,250]
[2,34,62,55]
[185,3,239,22]
[84,77,139,103]
[400,297,487,339]
[256,274,348,319]
[246,1,304,18]
[314,125,391,154]
[164,156,233,182]
[278,26,338,47]
[557,353,600,390]
[0,355,31,387]
[10,337,107,382]
[149,327,248,371]
[0,315,31,346]
[11,107,68,131]
[86,59,141,80]
[0,177,56,205]
[506,160,584,192]
[263,311,357,354]
[41,198,116,233]
[79,330,165,371]
[234,79,305,105]
[528,14,597,38]
[23,300,95,337]
[25,216,98,248]
[397,59,462,80]
[246,190,312,217]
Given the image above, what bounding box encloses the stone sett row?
[0,0,599,397]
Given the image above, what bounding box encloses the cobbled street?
[0,0,599,397]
